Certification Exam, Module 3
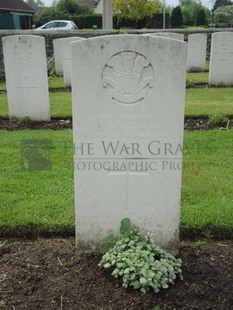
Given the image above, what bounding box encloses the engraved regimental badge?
[103,51,154,104]
[14,38,32,61]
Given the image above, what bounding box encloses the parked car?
[35,20,78,30]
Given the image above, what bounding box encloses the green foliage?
[208,114,229,126]
[26,0,44,10]
[73,13,102,29]
[170,6,183,27]
[0,240,7,249]
[213,0,232,12]
[52,0,59,6]
[100,234,117,254]
[16,116,32,127]
[193,240,207,248]
[196,8,207,25]
[116,29,127,34]
[180,0,211,26]
[99,219,182,294]
[33,8,72,26]
[73,12,169,29]
[120,218,132,236]
[56,0,93,15]
[214,5,233,25]
[113,0,161,23]
[47,56,56,77]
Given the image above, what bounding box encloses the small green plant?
[47,56,56,77]
[208,114,229,127]
[186,78,195,88]
[116,29,127,34]
[193,239,206,248]
[0,240,7,249]
[99,219,182,294]
[16,116,32,127]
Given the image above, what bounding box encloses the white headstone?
[145,32,184,41]
[72,35,187,253]
[187,34,207,71]
[61,37,85,87]
[53,38,64,76]
[2,35,50,121]
[209,32,233,85]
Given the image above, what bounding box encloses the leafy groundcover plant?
[99,219,182,294]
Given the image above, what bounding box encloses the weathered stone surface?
[2,35,50,121]
[187,33,207,71]
[209,32,233,85]
[72,35,187,253]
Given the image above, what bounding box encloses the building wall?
[0,28,233,80]
[0,13,20,30]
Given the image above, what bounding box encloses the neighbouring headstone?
[53,38,64,76]
[61,37,85,87]
[187,34,207,71]
[145,32,184,41]
[209,32,233,85]
[2,35,50,121]
[72,35,187,253]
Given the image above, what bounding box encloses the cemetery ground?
[0,72,233,309]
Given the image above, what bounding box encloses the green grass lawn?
[186,71,208,84]
[0,72,210,92]
[0,92,72,118]
[0,87,233,118]
[48,76,64,89]
[185,88,233,116]
[0,129,232,235]
[0,130,74,227]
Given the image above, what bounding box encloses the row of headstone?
[186,31,233,85]
[2,31,233,254]
[53,37,85,87]
[2,31,233,122]
[142,32,207,72]
[2,35,86,120]
[2,33,188,254]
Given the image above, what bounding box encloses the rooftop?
[0,0,35,14]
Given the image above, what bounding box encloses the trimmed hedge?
[73,13,170,29]
[73,14,102,29]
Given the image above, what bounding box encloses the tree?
[179,0,211,26]
[213,0,232,12]
[56,0,93,15]
[52,0,59,6]
[33,7,72,26]
[214,5,233,25]
[170,6,183,26]
[113,0,161,23]
[196,8,207,25]
[26,0,44,10]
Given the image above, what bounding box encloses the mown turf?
[0,130,74,227]
[0,92,72,118]
[0,130,232,236]
[1,87,233,118]
[185,88,233,116]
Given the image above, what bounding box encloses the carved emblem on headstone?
[14,38,32,61]
[102,51,154,104]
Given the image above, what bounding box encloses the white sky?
[42,0,213,10]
